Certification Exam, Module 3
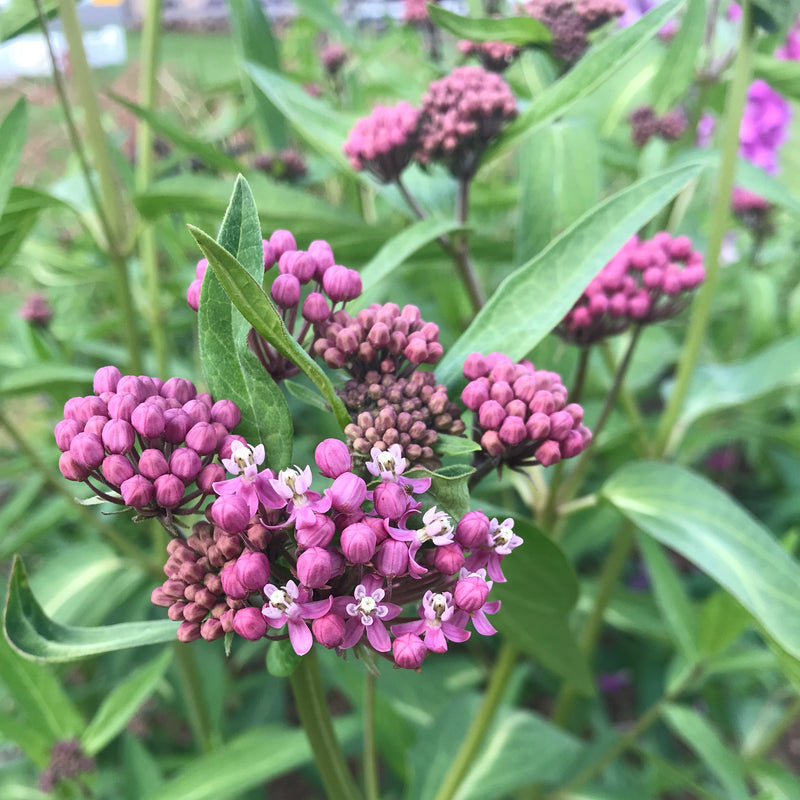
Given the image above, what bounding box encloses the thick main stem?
[175,643,216,753]
[136,0,168,377]
[432,642,518,800]
[454,178,486,312]
[655,0,754,455]
[289,650,363,800]
[56,0,142,373]
[363,672,379,800]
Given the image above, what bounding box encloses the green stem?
[174,643,216,753]
[544,665,699,799]
[289,650,363,800]
[136,0,168,377]
[599,340,650,455]
[743,695,800,760]
[551,521,636,726]
[363,672,379,800]
[56,0,142,373]
[432,642,518,800]
[454,178,486,312]
[655,0,754,456]
[0,408,162,577]
[570,347,590,406]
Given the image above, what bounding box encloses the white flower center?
[358,596,377,616]
[431,593,448,618]
[269,589,290,610]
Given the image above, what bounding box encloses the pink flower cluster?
[253,149,308,183]
[525,0,626,63]
[155,438,519,669]
[188,229,361,382]
[404,0,432,23]
[320,42,348,76]
[739,80,792,175]
[557,233,706,346]
[55,366,241,527]
[629,106,687,147]
[458,39,521,73]
[343,102,421,183]
[462,353,591,467]
[416,66,518,178]
[18,292,53,326]
[777,15,800,60]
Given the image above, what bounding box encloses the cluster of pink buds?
[313,303,464,469]
[253,148,308,183]
[404,0,432,23]
[458,39,521,73]
[320,42,348,76]
[525,0,626,63]
[416,66,518,179]
[18,291,53,326]
[731,187,774,236]
[629,106,687,147]
[55,366,241,529]
[343,103,421,183]
[39,740,95,793]
[557,233,706,346]
[188,228,362,382]
[154,438,519,669]
[462,352,591,469]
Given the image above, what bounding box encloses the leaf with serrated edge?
[190,224,351,430]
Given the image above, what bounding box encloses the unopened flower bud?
[220,561,248,599]
[525,412,551,440]
[169,448,202,482]
[454,573,490,612]
[59,451,91,481]
[329,472,367,513]
[312,612,346,648]
[101,419,135,454]
[120,475,154,507]
[211,495,251,533]
[93,366,121,395]
[393,633,427,669]
[296,546,333,588]
[177,621,202,642]
[433,542,465,574]
[154,474,185,508]
[69,432,105,469]
[185,422,219,455]
[272,273,302,308]
[138,448,169,480]
[233,607,267,641]
[197,463,225,493]
[323,265,361,302]
[235,552,270,591]
[269,229,297,258]
[102,454,135,486]
[340,522,377,564]
[548,410,575,441]
[296,513,336,548]
[315,438,351,478]
[456,510,490,549]
[55,419,83,452]
[499,415,526,445]
[131,404,165,439]
[373,481,408,520]
[302,292,331,322]
[534,440,562,467]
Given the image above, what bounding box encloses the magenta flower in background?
[739,80,792,175]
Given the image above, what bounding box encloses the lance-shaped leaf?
[4,556,179,662]
[603,461,800,660]
[0,99,27,220]
[484,0,685,164]
[437,161,703,386]
[406,464,475,520]
[198,175,293,467]
[428,5,552,45]
[189,224,351,430]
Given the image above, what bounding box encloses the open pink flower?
[334,574,402,652]
[262,465,332,527]
[365,444,431,493]
[261,580,332,656]
[212,440,279,516]
[465,517,523,582]
[392,591,470,652]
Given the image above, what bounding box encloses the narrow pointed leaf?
[428,5,552,45]
[81,648,173,755]
[406,464,474,520]
[189,224,351,430]
[4,556,179,662]
[484,0,685,164]
[1,0,58,40]
[603,461,800,660]
[0,99,27,220]
[437,161,703,385]
[198,175,293,466]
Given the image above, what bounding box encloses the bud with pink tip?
[154,474,185,508]
[373,481,408,520]
[433,542,465,574]
[393,633,427,669]
[102,454,135,486]
[233,607,267,640]
[59,452,91,481]
[315,438,351,478]
[302,292,331,323]
[454,572,491,612]
[220,561,248,599]
[456,511,490,549]
[341,522,377,564]
[328,472,367,513]
[535,440,562,466]
[234,552,270,592]
[211,495,251,533]
[69,432,105,469]
[121,475,155,507]
[272,274,302,308]
[170,448,202,482]
[93,366,121,395]
[296,547,333,588]
[312,613,346,648]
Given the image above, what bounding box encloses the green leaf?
[122,734,164,800]
[0,630,83,742]
[661,704,750,800]
[437,161,703,385]
[244,63,355,171]
[0,99,27,221]
[455,709,582,800]
[427,5,552,45]
[357,217,465,304]
[436,433,481,456]
[751,759,800,800]
[668,334,800,450]
[266,638,301,677]
[602,461,800,660]
[81,648,172,755]
[484,0,685,164]
[189,223,352,430]
[295,0,356,43]
[753,53,800,101]
[284,378,329,411]
[0,711,53,766]
[752,0,800,31]
[147,717,360,800]
[637,535,699,661]
[228,0,289,149]
[514,120,600,264]
[1,0,57,40]
[697,592,751,658]
[0,364,97,399]
[106,92,243,174]
[736,157,800,215]
[406,464,474,520]
[198,175,293,467]
[651,0,705,112]
[492,523,593,693]
[4,556,179,662]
